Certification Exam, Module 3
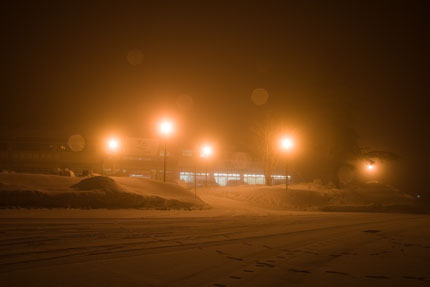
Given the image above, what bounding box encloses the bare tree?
[250,116,282,186]
[361,149,399,162]
[327,108,398,187]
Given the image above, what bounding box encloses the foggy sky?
[1,1,428,192]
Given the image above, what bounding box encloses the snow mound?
[321,182,424,213]
[0,173,80,193]
[0,173,206,210]
[205,182,424,213]
[206,185,330,210]
[71,176,121,193]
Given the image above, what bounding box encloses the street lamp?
[105,137,121,175]
[367,163,375,171]
[107,138,120,153]
[200,144,213,188]
[201,145,212,158]
[280,137,294,190]
[281,138,293,150]
[159,120,174,182]
[159,120,173,136]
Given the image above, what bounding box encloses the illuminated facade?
[0,137,292,185]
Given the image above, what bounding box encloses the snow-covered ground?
[0,212,429,286]
[202,182,421,213]
[1,173,429,286]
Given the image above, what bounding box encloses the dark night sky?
[1,1,428,192]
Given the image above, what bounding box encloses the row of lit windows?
[214,173,240,177]
[179,171,292,186]
[244,177,265,184]
[180,172,209,176]
[180,171,291,178]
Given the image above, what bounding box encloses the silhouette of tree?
[250,116,281,186]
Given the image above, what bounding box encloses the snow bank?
[0,173,424,213]
[205,182,423,213]
[205,185,330,210]
[321,182,424,213]
[71,176,121,192]
[0,173,206,210]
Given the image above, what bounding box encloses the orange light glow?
[367,164,375,171]
[106,137,120,152]
[159,120,174,136]
[280,137,294,151]
[200,145,213,158]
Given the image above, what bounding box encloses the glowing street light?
[367,163,375,171]
[104,137,121,176]
[280,136,294,191]
[201,145,212,158]
[281,137,294,150]
[200,144,213,187]
[106,137,120,153]
[158,119,174,182]
[159,120,173,136]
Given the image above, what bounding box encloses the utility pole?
[205,166,208,188]
[194,165,197,197]
[163,140,167,182]
[285,156,289,191]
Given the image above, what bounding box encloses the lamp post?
[105,137,121,176]
[367,163,375,172]
[159,120,173,182]
[280,137,294,190]
[194,165,197,197]
[200,145,212,188]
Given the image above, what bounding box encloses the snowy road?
[1,212,429,286]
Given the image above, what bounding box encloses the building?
[0,136,292,186]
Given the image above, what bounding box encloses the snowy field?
[0,211,429,286]
[1,173,429,286]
